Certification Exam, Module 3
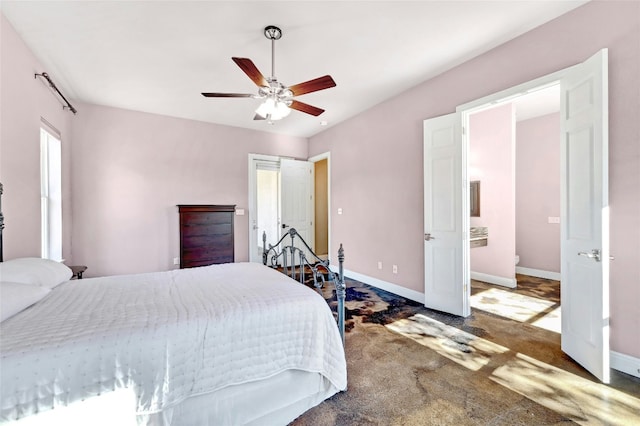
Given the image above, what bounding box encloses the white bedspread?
[0,262,347,423]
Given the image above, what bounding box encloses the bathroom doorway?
[466,84,562,334]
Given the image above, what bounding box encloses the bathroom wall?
[516,113,561,273]
[469,103,516,282]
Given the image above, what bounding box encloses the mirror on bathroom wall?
[470,181,480,217]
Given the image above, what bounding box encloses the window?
[40,124,62,261]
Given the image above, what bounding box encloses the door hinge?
[463,283,468,293]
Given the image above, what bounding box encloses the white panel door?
[424,113,469,317]
[280,158,314,263]
[560,49,609,383]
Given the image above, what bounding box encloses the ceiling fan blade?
[288,75,336,96]
[201,93,254,98]
[232,57,268,88]
[289,100,325,116]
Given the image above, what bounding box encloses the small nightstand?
[70,265,87,279]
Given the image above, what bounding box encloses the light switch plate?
[236,209,245,216]
[548,216,560,224]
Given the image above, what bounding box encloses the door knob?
[578,249,601,262]
[424,233,435,241]
[282,223,289,229]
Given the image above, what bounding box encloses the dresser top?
[178,205,236,212]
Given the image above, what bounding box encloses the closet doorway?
[248,153,330,264]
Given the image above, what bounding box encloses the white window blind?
[40,121,62,261]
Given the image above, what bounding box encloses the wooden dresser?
[178,205,235,268]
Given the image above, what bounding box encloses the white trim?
[307,152,330,163]
[456,66,574,114]
[610,351,640,379]
[330,266,425,304]
[515,267,561,281]
[470,271,517,288]
[40,117,61,138]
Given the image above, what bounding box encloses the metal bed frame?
[262,228,346,344]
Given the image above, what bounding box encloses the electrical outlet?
[173,257,180,265]
[377,261,383,270]
[338,208,343,215]
[392,265,398,274]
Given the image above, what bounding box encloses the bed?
[0,227,347,425]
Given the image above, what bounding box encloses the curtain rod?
[35,72,77,114]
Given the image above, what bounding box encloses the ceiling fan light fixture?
[201,24,335,123]
[255,97,291,121]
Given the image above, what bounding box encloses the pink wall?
[70,103,307,277]
[516,113,561,273]
[309,1,640,358]
[0,14,73,261]
[469,104,515,281]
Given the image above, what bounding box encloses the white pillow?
[0,282,51,322]
[0,257,72,288]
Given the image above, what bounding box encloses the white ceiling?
[1,1,586,138]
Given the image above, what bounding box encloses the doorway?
[467,86,561,283]
[466,85,562,334]
[424,49,610,382]
[248,153,329,264]
[309,152,331,261]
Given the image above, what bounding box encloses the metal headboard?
[262,228,346,344]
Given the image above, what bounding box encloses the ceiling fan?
[201,25,336,123]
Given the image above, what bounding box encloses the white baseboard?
[329,265,424,304]
[516,267,561,281]
[611,351,640,379]
[470,271,517,288]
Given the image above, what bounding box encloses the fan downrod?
[264,25,282,40]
